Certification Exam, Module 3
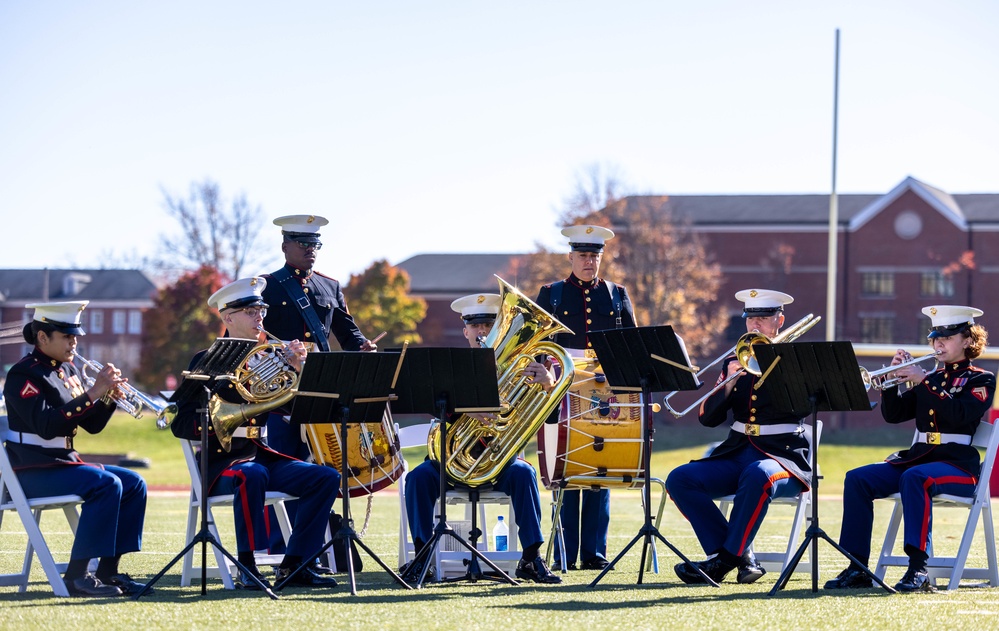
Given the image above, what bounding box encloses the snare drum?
[537,360,644,489]
[303,409,404,496]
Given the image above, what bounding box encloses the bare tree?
[158,179,270,280]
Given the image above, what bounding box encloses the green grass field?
[2,414,998,630]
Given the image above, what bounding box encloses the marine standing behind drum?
[535,225,636,571]
[2,302,148,597]
[171,278,340,589]
[400,294,560,584]
[667,289,809,585]
[260,214,377,461]
[825,306,995,593]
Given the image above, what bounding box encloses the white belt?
[914,432,972,446]
[730,422,802,437]
[8,432,73,449]
[232,426,267,440]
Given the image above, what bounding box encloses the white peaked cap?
[922,305,983,338]
[208,277,269,311]
[734,289,794,317]
[451,293,502,323]
[561,225,615,252]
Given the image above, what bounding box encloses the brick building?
[0,269,158,377]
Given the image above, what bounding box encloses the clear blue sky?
[2,1,997,282]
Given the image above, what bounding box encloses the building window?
[861,272,894,297]
[920,271,955,298]
[112,310,127,334]
[90,310,104,334]
[916,315,934,344]
[128,310,142,335]
[860,317,894,343]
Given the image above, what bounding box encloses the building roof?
[396,253,518,294]
[614,176,999,227]
[0,269,157,304]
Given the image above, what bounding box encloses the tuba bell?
[210,330,301,452]
[427,275,575,487]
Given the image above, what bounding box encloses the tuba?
[210,329,301,452]
[427,276,575,487]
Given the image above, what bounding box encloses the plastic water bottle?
[493,515,509,551]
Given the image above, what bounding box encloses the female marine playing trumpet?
[826,305,995,593]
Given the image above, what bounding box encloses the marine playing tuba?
[427,276,575,487]
[210,329,301,452]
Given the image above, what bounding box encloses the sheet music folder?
[387,347,501,415]
[169,337,257,404]
[588,326,700,393]
[752,341,874,415]
[291,351,401,424]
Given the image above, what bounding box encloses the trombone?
[860,351,940,391]
[75,353,178,427]
[662,313,821,419]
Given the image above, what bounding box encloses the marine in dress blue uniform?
[259,215,373,460]
[2,301,147,597]
[826,305,996,593]
[535,225,636,571]
[171,277,339,589]
[667,289,808,584]
[401,294,560,584]
[258,216,375,558]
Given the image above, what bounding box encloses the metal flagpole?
[825,29,841,341]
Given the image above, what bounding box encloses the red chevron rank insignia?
[20,381,40,398]
[972,387,989,402]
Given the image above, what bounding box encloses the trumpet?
[75,353,178,427]
[662,313,821,418]
[860,351,941,391]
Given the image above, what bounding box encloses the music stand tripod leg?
[768,398,896,595]
[136,385,277,600]
[275,405,411,594]
[407,399,517,588]
[589,380,718,588]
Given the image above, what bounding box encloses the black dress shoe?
[311,559,333,575]
[275,565,338,588]
[580,557,610,570]
[515,557,562,584]
[674,557,735,585]
[823,565,874,590]
[552,561,577,572]
[102,573,150,596]
[235,568,272,591]
[400,559,436,583]
[737,552,766,584]
[895,568,937,593]
[65,574,123,597]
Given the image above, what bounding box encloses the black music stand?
[134,338,272,599]
[752,341,895,595]
[273,351,411,596]
[585,326,712,587]
[391,346,514,588]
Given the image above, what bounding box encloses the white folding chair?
[874,420,999,590]
[178,439,296,588]
[0,415,83,597]
[397,422,520,577]
[714,421,822,574]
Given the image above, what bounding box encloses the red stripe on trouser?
[738,470,791,555]
[918,475,976,551]
[221,469,255,551]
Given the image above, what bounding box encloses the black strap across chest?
[270,267,331,351]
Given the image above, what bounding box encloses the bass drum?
[303,409,404,497]
[537,359,644,489]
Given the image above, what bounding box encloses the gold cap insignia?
[930,307,938,315]
[250,278,258,286]
[585,227,594,234]
[307,216,315,223]
[477,295,485,303]
[749,290,758,298]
